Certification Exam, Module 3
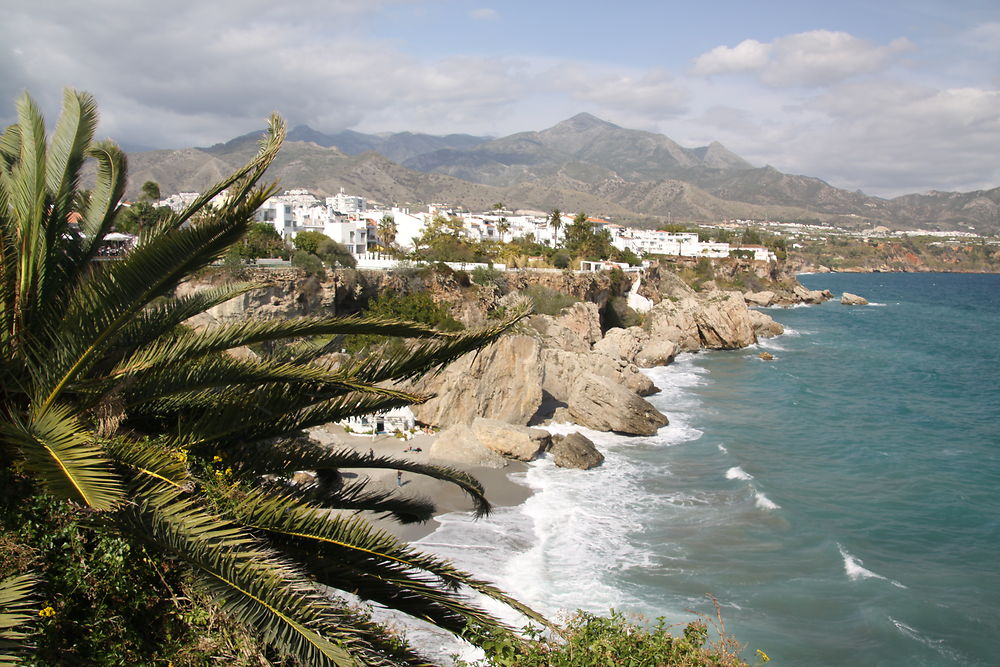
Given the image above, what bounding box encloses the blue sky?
[2,0,998,197]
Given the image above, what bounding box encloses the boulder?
[635,339,680,367]
[743,290,775,307]
[410,335,544,427]
[593,327,648,364]
[841,292,869,305]
[429,423,508,468]
[553,301,603,347]
[542,348,658,401]
[645,290,759,351]
[758,351,774,361]
[471,418,550,461]
[550,433,604,469]
[792,284,828,304]
[566,374,669,436]
[748,309,784,338]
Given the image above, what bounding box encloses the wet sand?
[308,423,533,542]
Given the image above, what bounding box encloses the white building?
[327,188,365,215]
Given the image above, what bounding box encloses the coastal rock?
[541,348,657,401]
[593,326,647,364]
[410,335,543,427]
[553,301,603,348]
[744,290,776,307]
[566,374,668,436]
[471,418,550,461]
[550,433,604,469]
[429,423,508,468]
[635,339,680,367]
[644,290,759,351]
[758,351,774,361]
[748,309,784,338]
[792,285,828,304]
[841,292,870,305]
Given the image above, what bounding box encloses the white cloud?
[692,30,914,88]
[545,64,690,119]
[692,40,771,76]
[470,8,499,21]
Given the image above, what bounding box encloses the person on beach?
[396,471,402,487]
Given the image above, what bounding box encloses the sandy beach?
[307,423,533,542]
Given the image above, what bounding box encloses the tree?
[496,216,510,243]
[378,213,397,251]
[549,209,562,247]
[0,90,542,665]
[115,200,170,235]
[235,221,287,259]
[140,180,161,202]
[294,231,357,269]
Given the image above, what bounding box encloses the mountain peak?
[557,112,620,131]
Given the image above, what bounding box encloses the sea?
[414,272,1000,666]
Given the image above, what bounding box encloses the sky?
[2,0,999,198]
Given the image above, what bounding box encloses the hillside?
[121,114,1000,234]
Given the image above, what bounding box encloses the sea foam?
[838,544,906,588]
[726,466,753,481]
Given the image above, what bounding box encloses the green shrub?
[291,248,325,275]
[472,265,504,287]
[522,285,578,316]
[456,608,748,667]
[343,291,464,354]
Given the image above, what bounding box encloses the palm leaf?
[129,485,377,667]
[0,573,39,667]
[235,492,547,630]
[2,403,124,510]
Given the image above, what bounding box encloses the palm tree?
[549,208,562,247]
[0,90,541,665]
[377,213,397,254]
[496,216,511,243]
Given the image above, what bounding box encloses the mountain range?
[122,112,1000,235]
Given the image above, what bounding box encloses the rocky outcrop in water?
[549,433,604,469]
[841,292,870,305]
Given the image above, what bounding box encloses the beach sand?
[308,423,532,542]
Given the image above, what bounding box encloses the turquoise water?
[421,272,1000,665]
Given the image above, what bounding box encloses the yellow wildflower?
[756,649,770,663]
[213,455,223,463]
[174,450,188,463]
[224,467,233,476]
[38,606,56,618]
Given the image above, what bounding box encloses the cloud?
[545,64,690,119]
[693,30,914,87]
[964,22,1000,52]
[470,8,499,21]
[0,0,530,145]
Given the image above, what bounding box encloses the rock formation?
[841,292,870,305]
[470,418,550,461]
[549,433,604,469]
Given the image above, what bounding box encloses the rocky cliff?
[180,261,814,443]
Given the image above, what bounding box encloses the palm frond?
[114,315,446,380]
[129,485,377,666]
[171,114,286,230]
[103,436,190,490]
[231,441,491,519]
[348,303,530,386]
[235,492,547,629]
[0,573,40,666]
[76,140,126,261]
[1,403,124,510]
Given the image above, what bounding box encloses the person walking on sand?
[396,471,402,487]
